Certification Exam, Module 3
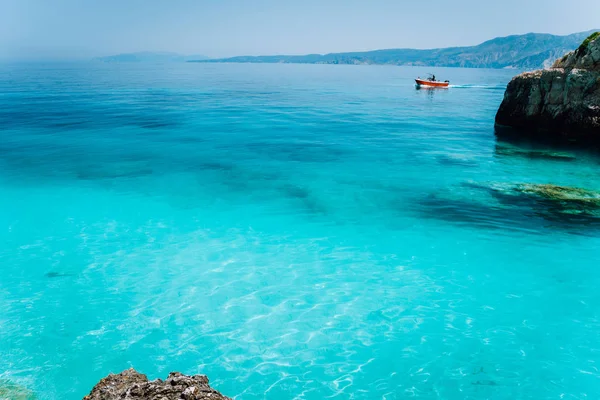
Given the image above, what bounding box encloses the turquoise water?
[1,62,600,399]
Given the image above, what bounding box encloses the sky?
[1,0,599,60]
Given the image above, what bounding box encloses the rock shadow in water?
[3,98,183,131]
[494,127,600,155]
[494,143,577,162]
[279,183,329,215]
[416,192,543,233]
[188,160,330,216]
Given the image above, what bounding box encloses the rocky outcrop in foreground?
[83,369,230,400]
[495,32,600,142]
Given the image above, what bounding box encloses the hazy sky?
[1,0,599,60]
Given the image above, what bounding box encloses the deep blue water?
[1,62,600,399]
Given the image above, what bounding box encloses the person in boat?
[431,74,436,82]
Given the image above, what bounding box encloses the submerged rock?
[516,183,600,207]
[495,31,600,142]
[83,369,230,400]
[469,181,600,216]
[0,379,37,400]
[415,180,600,235]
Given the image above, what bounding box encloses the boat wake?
[449,84,506,90]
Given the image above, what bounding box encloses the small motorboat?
[415,74,449,88]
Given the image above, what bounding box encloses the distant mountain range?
[190,30,599,69]
[94,52,208,63]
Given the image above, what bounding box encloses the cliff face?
[495,32,600,142]
[83,369,231,400]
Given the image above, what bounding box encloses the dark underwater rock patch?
[416,192,540,233]
[494,144,577,162]
[414,181,600,235]
[279,183,329,215]
[45,271,73,278]
[475,182,600,216]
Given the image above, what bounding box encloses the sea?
[1,62,600,399]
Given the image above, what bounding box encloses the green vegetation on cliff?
[576,31,600,56]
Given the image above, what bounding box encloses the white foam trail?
[449,84,506,89]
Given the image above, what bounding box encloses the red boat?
[415,75,450,88]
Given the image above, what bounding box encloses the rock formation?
[83,369,230,400]
[495,32,600,142]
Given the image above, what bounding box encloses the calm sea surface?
[1,62,600,399]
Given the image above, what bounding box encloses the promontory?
[495,32,600,142]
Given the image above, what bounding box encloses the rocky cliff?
[495,32,600,142]
[83,369,230,400]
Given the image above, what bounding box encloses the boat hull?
[415,79,449,88]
